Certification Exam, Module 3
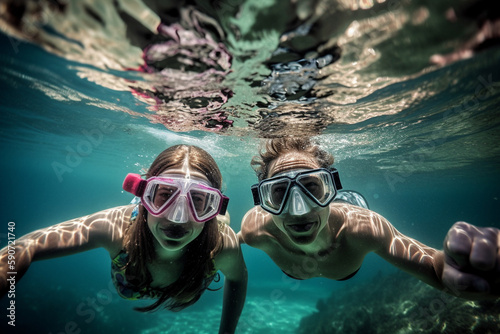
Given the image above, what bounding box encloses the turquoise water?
[1,1,500,333]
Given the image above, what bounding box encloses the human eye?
[190,191,208,210]
[271,182,288,203]
[300,177,323,196]
[272,184,287,194]
[155,186,176,204]
[159,186,175,197]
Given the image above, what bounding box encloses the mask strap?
[219,196,230,215]
[123,173,147,196]
[251,184,261,205]
[330,168,343,190]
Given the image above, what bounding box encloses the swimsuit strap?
[281,267,360,281]
[131,204,139,220]
[336,267,360,281]
[111,249,162,300]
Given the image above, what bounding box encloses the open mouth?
[287,222,316,233]
[160,226,189,239]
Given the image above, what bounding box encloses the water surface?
[1,0,499,333]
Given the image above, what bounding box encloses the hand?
[442,222,500,298]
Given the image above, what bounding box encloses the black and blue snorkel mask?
[251,168,342,215]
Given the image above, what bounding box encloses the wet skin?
[267,153,331,248]
[240,151,500,299]
[0,166,247,303]
[145,168,208,257]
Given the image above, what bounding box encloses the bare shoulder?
[239,207,274,248]
[330,202,392,250]
[215,223,246,279]
[219,223,240,252]
[217,211,230,226]
[71,205,136,256]
[83,205,135,242]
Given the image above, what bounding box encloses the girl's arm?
[0,205,133,296]
[215,224,248,334]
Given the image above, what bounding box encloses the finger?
[470,231,498,271]
[444,222,473,268]
[442,264,490,295]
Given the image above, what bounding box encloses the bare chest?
[147,260,184,288]
[268,243,365,280]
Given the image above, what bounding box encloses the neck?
[293,227,335,255]
[154,243,186,263]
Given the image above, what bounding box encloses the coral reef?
[297,271,500,334]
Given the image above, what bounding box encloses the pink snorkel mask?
[123,173,229,223]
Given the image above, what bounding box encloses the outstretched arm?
[0,205,132,296]
[215,225,248,334]
[359,210,499,299]
[365,213,445,290]
[340,205,444,288]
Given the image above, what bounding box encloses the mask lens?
[297,171,335,205]
[153,184,178,210]
[188,185,222,221]
[143,179,180,214]
[260,179,290,213]
[142,176,227,222]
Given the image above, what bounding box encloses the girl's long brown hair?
[123,145,224,312]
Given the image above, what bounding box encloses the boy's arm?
[357,210,499,299]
